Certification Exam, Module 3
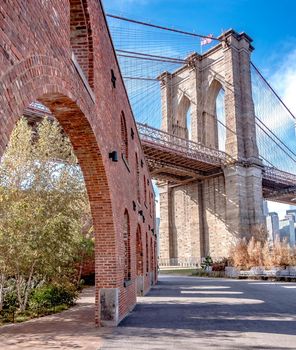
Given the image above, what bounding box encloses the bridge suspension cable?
[107,13,296,177]
[107,14,221,42]
[251,63,296,174]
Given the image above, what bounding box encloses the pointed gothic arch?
[173,94,191,139]
[203,78,225,149]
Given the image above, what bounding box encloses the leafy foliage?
[29,283,78,311]
[0,117,94,313]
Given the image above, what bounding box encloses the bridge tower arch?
[158,30,265,265]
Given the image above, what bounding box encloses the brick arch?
[1,0,156,326]
[123,209,131,281]
[70,0,94,88]
[0,55,117,325]
[120,111,128,161]
[136,224,143,276]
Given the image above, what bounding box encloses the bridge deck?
[20,106,296,203]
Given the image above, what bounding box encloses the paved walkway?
[0,287,104,350]
[1,277,296,349]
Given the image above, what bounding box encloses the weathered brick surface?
[0,0,157,325]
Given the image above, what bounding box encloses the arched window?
[146,232,149,273]
[121,112,128,161]
[135,153,140,203]
[150,237,153,272]
[70,1,94,88]
[136,225,143,275]
[154,240,157,276]
[151,192,154,217]
[143,175,147,205]
[123,210,131,281]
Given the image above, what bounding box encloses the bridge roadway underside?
[141,140,296,206]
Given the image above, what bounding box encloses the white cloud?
[270,48,296,116]
[265,48,296,217]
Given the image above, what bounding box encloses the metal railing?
[137,123,235,166]
[263,166,296,186]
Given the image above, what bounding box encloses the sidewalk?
[0,287,104,350]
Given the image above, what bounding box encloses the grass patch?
[191,269,226,278]
[160,268,226,278]
[160,268,196,276]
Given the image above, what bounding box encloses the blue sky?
[105,0,296,218]
[105,0,296,73]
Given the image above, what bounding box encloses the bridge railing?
[137,123,235,166]
[263,166,296,186]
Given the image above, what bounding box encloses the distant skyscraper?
[266,212,279,241]
[286,209,296,222]
[263,200,269,216]
[279,218,296,246]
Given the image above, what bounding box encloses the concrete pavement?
[1,276,296,349]
[101,275,296,349]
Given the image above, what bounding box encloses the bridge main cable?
[107,13,222,41]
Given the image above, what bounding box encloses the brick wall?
[0,0,157,325]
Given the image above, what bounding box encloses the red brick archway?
[0,55,117,324]
[0,0,156,326]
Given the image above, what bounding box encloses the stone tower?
[158,29,265,266]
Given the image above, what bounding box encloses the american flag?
[201,34,213,46]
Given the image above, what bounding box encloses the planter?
[225,267,240,278]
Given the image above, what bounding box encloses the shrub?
[247,237,264,268]
[262,241,272,268]
[2,290,18,312]
[230,235,296,269]
[201,256,213,270]
[270,236,292,267]
[29,283,78,311]
[231,238,249,269]
[211,258,229,271]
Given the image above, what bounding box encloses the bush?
[201,256,213,270]
[212,258,229,272]
[2,290,18,312]
[230,234,296,269]
[230,238,249,269]
[270,236,292,267]
[29,283,78,311]
[247,237,264,268]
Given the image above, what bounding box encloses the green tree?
[0,117,93,311]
